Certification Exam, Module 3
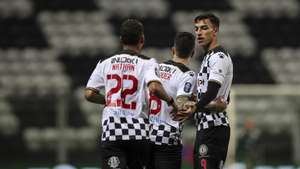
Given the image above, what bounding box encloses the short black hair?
[194,13,220,29]
[174,32,195,58]
[120,19,144,45]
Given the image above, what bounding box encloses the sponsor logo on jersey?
[160,72,172,80]
[160,65,176,73]
[184,82,192,93]
[107,156,120,168]
[198,79,204,86]
[111,56,138,64]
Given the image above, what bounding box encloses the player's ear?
[190,49,195,58]
[212,26,218,36]
[139,34,145,45]
[138,35,145,50]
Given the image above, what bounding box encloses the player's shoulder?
[162,60,191,73]
[209,46,230,59]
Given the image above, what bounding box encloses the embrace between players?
[85,13,233,169]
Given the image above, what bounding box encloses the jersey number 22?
[106,74,137,110]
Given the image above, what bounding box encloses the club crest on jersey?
[218,53,225,59]
[189,72,195,77]
[184,82,192,93]
[199,144,208,157]
[108,156,120,168]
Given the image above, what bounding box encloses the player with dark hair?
[84,19,177,169]
[148,32,196,169]
[178,13,233,169]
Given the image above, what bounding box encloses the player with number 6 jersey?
[148,32,196,169]
[149,60,196,144]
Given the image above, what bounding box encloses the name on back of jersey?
[159,65,176,80]
[111,56,138,71]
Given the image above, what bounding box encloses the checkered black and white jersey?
[86,50,161,141]
[149,60,196,145]
[150,123,182,145]
[195,46,233,130]
[102,116,149,141]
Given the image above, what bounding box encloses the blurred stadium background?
[1,0,300,169]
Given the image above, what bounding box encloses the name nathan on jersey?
[111,56,138,71]
[159,65,176,80]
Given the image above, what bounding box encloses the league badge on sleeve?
[184,82,192,93]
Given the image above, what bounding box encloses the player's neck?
[123,45,141,53]
[206,38,219,51]
[172,55,189,65]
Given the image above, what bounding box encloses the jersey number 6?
[148,94,162,115]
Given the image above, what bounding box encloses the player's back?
[91,50,160,141]
[149,60,196,145]
[101,51,151,116]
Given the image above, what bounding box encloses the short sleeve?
[86,60,105,91]
[208,52,229,85]
[177,71,196,97]
[144,58,161,85]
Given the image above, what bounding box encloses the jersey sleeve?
[208,52,229,85]
[144,58,161,85]
[177,71,196,97]
[86,60,105,91]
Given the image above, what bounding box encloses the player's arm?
[85,59,106,104]
[172,71,197,121]
[148,81,177,110]
[183,81,226,114]
[197,81,222,112]
[84,87,106,104]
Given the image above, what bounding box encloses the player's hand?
[171,101,196,121]
[171,113,190,122]
[169,101,178,115]
[207,96,227,112]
